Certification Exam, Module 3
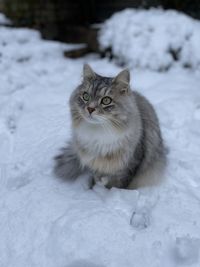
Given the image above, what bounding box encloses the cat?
[54,64,166,189]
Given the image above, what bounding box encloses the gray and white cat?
[54,64,166,189]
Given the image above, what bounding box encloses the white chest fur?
[74,121,128,156]
[73,121,133,174]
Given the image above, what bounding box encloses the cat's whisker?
[110,118,124,131]
[102,123,115,137]
[94,115,117,136]
[96,114,125,131]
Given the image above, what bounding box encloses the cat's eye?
[82,92,90,101]
[101,96,112,105]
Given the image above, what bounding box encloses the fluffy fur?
[54,64,166,189]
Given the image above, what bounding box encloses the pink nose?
[87,107,95,114]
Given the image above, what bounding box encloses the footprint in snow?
[172,235,200,265]
[130,192,158,230]
[6,162,32,190]
[130,209,151,230]
[5,100,24,134]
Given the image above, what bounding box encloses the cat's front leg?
[92,174,110,187]
[105,175,131,189]
[92,172,131,189]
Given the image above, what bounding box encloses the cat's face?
[70,64,132,130]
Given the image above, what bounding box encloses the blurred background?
[1,0,200,57]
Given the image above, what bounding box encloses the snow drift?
[99,8,200,71]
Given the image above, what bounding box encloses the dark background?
[1,0,200,53]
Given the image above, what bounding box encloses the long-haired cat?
[54,64,166,189]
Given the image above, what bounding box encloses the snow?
[173,235,200,265]
[0,11,200,267]
[0,13,11,25]
[99,8,200,71]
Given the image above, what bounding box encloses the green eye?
[101,96,112,105]
[82,92,90,101]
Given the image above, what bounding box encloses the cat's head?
[70,64,133,130]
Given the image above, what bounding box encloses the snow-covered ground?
[0,11,200,267]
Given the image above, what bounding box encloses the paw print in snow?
[6,100,24,134]
[173,235,200,265]
[130,209,151,230]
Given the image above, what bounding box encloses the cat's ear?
[83,64,96,80]
[113,69,130,94]
[114,69,130,85]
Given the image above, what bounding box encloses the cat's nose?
[87,107,95,114]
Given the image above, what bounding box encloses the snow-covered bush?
[0,13,11,25]
[99,8,200,71]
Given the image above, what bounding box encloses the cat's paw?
[95,176,109,187]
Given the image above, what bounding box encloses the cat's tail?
[53,142,86,180]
